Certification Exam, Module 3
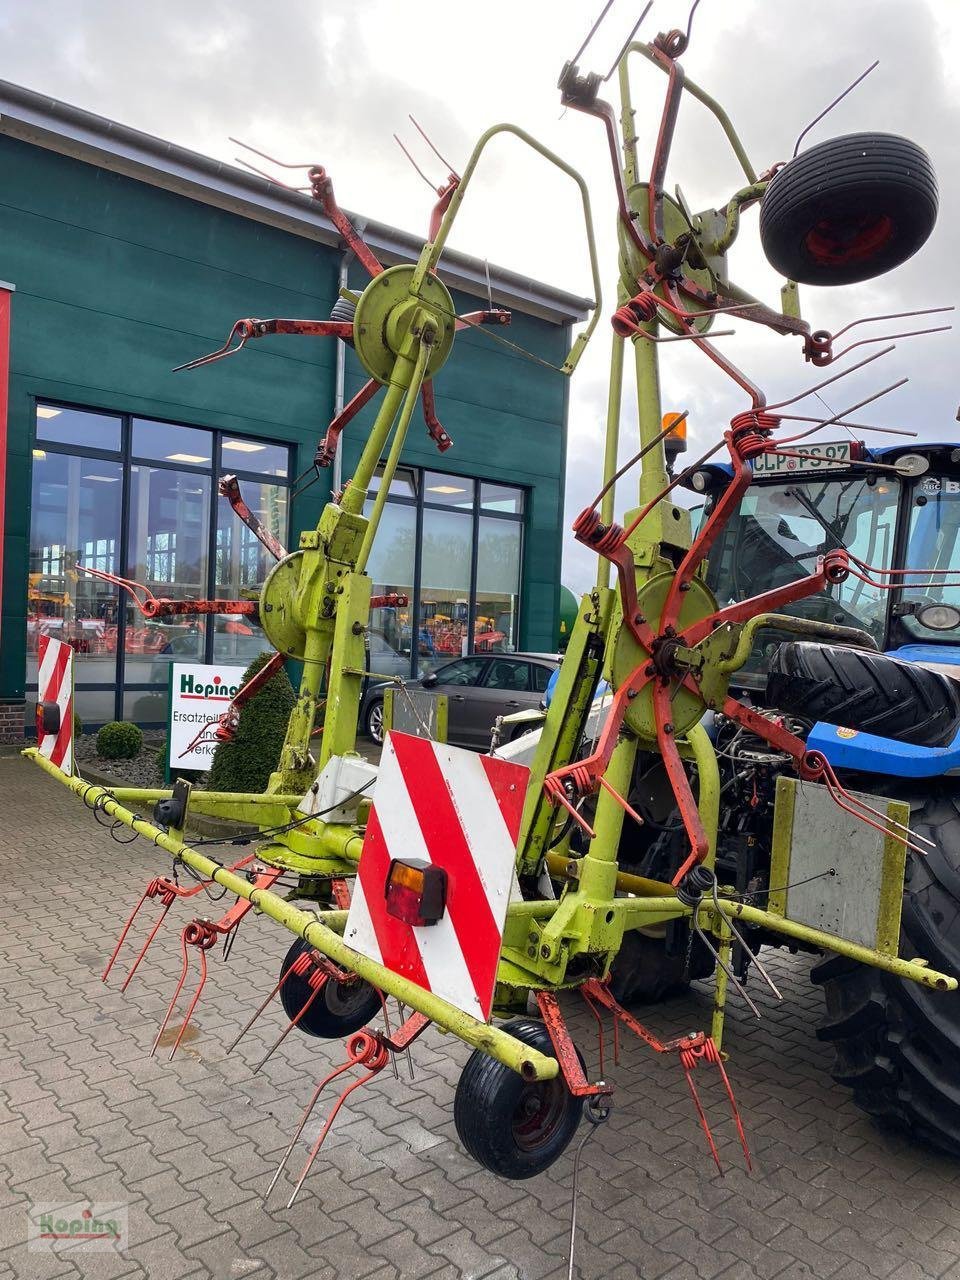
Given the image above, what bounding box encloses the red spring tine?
[168,944,209,1061]
[266,1032,386,1203]
[708,1044,752,1171]
[152,926,193,1056]
[119,897,175,992]
[226,949,312,1055]
[682,1061,723,1174]
[102,884,154,982]
[286,1036,389,1208]
[253,966,328,1074]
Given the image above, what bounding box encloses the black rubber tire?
[812,788,960,1156]
[453,1019,583,1179]
[759,132,938,285]
[364,696,385,745]
[767,641,960,747]
[278,938,381,1038]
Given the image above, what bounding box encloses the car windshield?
[900,476,960,641]
[705,475,900,680]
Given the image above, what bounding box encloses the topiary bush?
[207,652,294,793]
[73,711,83,738]
[96,720,143,760]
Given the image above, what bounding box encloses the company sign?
[167,663,245,773]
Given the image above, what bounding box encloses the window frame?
[369,464,526,678]
[27,398,292,723]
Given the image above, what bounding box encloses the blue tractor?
[605,438,960,1152]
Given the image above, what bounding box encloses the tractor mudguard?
[807,720,960,780]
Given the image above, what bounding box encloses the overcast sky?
[2,0,957,591]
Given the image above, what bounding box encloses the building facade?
[0,81,586,737]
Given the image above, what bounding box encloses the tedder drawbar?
[27,0,960,1207]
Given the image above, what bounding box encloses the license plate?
[752,440,853,476]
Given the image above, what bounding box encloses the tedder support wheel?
[767,641,960,748]
[279,937,382,1038]
[454,1019,584,1179]
[812,789,960,1156]
[759,132,938,286]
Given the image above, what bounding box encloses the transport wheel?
[767,642,960,748]
[454,1019,584,1179]
[759,133,937,285]
[364,697,385,745]
[278,938,381,1038]
[812,788,960,1155]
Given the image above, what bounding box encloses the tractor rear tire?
[759,132,938,285]
[812,788,960,1155]
[767,641,960,747]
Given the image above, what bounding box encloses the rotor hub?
[353,264,456,384]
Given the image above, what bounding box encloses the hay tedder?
[27,0,960,1205]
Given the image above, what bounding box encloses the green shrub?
[73,711,83,738]
[207,652,294,793]
[96,720,143,760]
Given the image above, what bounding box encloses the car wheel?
[364,697,385,745]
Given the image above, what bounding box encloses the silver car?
[361,653,559,749]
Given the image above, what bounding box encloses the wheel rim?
[325,978,375,1019]
[804,212,894,267]
[511,1078,568,1153]
[369,702,384,742]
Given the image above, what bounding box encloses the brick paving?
[2,751,960,1279]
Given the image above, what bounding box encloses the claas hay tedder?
[27,0,960,1206]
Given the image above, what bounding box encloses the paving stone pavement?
[2,753,960,1279]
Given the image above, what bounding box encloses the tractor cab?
[685,441,960,690]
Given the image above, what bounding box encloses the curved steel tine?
[691,911,762,1019]
[265,1057,356,1201]
[710,880,783,1001]
[173,321,250,373]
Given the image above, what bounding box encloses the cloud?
[1,0,956,595]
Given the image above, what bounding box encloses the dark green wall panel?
[0,135,569,700]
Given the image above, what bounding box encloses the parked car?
[361,653,559,749]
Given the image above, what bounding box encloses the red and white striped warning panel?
[36,634,74,774]
[344,732,528,1020]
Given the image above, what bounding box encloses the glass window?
[364,501,417,678]
[481,482,524,514]
[214,479,288,665]
[124,466,211,683]
[475,516,521,654]
[433,656,488,686]
[423,471,474,509]
[530,663,554,694]
[220,437,289,479]
[36,404,121,452]
[370,465,417,500]
[131,418,212,466]
[900,477,960,640]
[27,452,123,690]
[123,688,169,728]
[482,658,531,691]
[419,507,472,671]
[74,688,122,723]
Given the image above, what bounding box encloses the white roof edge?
[0,79,593,325]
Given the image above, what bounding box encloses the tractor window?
[900,477,960,641]
[706,475,900,682]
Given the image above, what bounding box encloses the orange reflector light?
[385,858,447,926]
